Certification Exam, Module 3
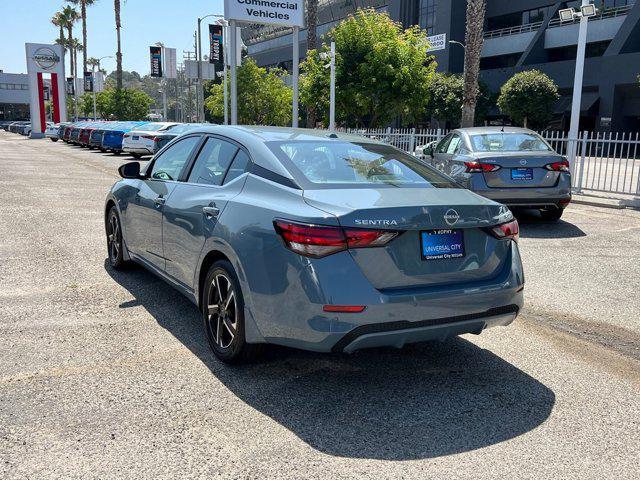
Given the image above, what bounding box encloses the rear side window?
[267,141,460,188]
[150,136,200,181]
[223,150,251,185]
[188,137,238,186]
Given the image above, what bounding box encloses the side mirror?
[118,161,142,179]
[424,142,436,158]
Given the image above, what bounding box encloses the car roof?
[184,125,383,145]
[454,126,537,135]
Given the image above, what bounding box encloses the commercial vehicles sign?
[224,0,304,27]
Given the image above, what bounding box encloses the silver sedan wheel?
[206,274,238,349]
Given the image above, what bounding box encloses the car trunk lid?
[473,151,563,188]
[303,187,514,290]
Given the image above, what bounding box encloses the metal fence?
[339,127,640,197]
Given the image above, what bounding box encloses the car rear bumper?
[123,146,153,155]
[249,241,524,353]
[470,174,572,209]
[335,305,518,353]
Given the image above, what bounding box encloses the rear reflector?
[544,159,570,172]
[464,161,501,173]
[323,305,366,313]
[487,219,519,242]
[273,219,399,258]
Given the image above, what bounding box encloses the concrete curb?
[572,195,640,211]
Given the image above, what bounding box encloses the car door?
[162,136,252,288]
[125,135,202,271]
[432,133,453,172]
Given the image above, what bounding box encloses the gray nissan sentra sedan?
[105,126,524,363]
[423,127,571,221]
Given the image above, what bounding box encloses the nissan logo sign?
[444,209,460,226]
[32,47,60,70]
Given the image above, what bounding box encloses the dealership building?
[0,72,31,121]
[244,0,640,132]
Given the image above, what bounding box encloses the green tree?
[205,58,292,126]
[60,6,80,77]
[461,0,487,127]
[300,9,436,128]
[497,70,559,129]
[114,0,123,90]
[425,73,493,127]
[89,88,152,120]
[67,0,98,75]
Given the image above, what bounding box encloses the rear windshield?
[470,133,552,152]
[135,123,167,132]
[268,141,460,188]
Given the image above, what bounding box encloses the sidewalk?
[572,191,640,210]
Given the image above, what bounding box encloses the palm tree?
[305,0,319,127]
[67,0,98,76]
[114,0,123,90]
[60,6,80,80]
[51,12,66,44]
[460,0,486,127]
[69,38,84,81]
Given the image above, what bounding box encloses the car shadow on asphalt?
[105,259,555,461]
[514,209,587,239]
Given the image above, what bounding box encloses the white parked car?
[122,122,180,158]
[23,121,54,137]
[45,123,65,142]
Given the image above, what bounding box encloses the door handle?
[203,205,220,218]
[154,196,165,206]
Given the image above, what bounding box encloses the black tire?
[51,138,58,142]
[202,260,261,364]
[540,208,564,221]
[130,153,142,159]
[113,151,121,156]
[106,206,130,269]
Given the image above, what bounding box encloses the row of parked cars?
[1,120,55,136]
[3,119,208,158]
[54,120,211,157]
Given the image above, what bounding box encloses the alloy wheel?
[206,273,238,349]
[108,214,121,263]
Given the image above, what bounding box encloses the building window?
[480,53,521,70]
[418,0,437,35]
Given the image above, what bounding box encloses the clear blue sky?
[1,0,225,75]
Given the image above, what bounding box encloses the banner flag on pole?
[150,46,163,77]
[209,25,224,67]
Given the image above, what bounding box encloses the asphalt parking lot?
[1,132,639,479]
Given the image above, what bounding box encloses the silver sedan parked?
[423,127,571,221]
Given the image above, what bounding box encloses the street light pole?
[567,0,591,169]
[329,42,336,131]
[197,14,224,123]
[292,26,299,128]
[229,19,238,125]
[93,56,113,120]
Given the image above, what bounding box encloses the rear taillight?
[544,159,570,172]
[141,134,155,140]
[464,161,501,173]
[487,219,519,243]
[273,219,399,258]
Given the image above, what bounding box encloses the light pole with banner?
[559,0,598,170]
[197,13,224,123]
[223,0,304,125]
